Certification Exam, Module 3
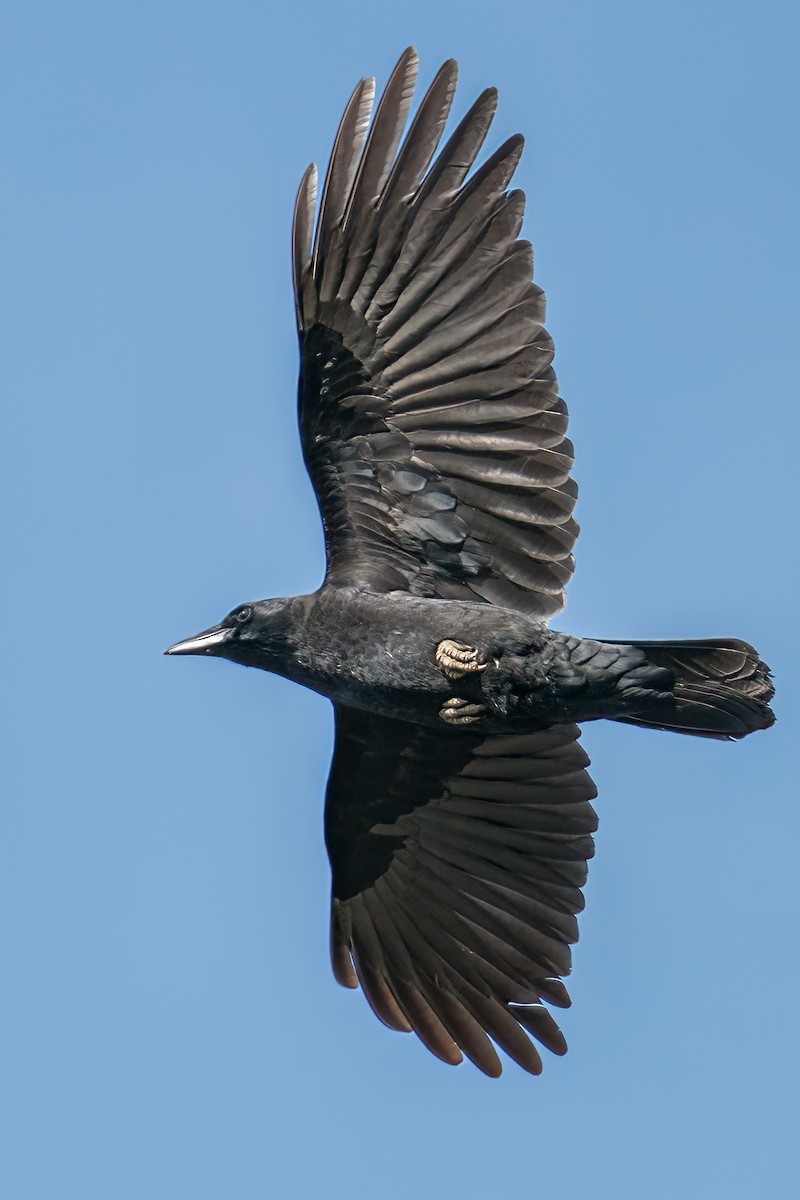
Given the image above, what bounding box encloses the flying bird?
[166,49,775,1077]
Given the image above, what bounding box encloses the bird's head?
[164,599,292,670]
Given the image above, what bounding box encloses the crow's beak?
[164,624,233,656]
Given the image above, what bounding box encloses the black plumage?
[166,50,775,1077]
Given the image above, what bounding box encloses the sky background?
[2,2,798,1197]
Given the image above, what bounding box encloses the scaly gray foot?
[439,697,486,726]
[435,639,489,680]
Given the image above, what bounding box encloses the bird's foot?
[435,639,489,680]
[439,697,486,726]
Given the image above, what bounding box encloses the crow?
[166,49,774,1077]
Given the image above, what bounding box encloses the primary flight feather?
[167,49,774,1077]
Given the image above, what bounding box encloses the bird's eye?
[235,606,252,623]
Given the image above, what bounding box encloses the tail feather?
[614,638,775,740]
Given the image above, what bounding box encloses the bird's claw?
[439,697,486,726]
[435,639,489,680]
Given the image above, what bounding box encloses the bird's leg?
[435,639,490,680]
[439,697,486,726]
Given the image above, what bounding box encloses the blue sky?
[2,2,798,1197]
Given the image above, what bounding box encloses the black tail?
[615,639,775,740]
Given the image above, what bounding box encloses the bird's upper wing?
[294,49,578,621]
[325,706,598,1076]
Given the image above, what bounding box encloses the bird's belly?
[288,589,551,729]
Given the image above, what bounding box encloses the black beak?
[164,624,233,656]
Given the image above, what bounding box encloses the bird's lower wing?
[324,706,598,1076]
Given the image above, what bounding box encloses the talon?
[439,697,486,726]
[435,639,489,680]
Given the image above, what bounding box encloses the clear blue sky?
[2,2,798,1197]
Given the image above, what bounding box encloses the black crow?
[166,49,774,1077]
